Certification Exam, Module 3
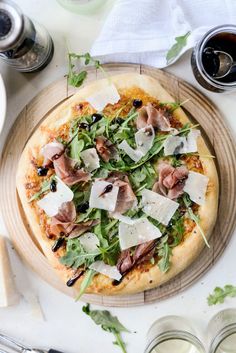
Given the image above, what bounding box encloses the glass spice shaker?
[144,315,206,353]
[208,308,236,353]
[0,0,54,72]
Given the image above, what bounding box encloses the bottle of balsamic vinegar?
[0,0,54,72]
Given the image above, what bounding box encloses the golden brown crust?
[16,73,219,296]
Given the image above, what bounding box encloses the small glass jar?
[56,0,107,15]
[191,25,236,93]
[144,316,206,353]
[208,308,236,353]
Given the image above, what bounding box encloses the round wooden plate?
[0,64,236,307]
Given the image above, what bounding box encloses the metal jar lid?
[0,0,23,51]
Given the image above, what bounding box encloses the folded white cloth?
[91,0,236,68]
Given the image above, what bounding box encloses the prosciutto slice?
[153,162,189,200]
[53,154,90,186]
[106,172,137,214]
[95,136,118,162]
[41,141,65,167]
[49,201,99,237]
[136,103,172,131]
[117,240,156,275]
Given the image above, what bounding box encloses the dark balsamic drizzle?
[92,113,103,124]
[133,99,142,108]
[66,270,85,287]
[78,122,90,130]
[77,201,89,213]
[52,237,65,252]
[50,179,57,192]
[99,184,113,197]
[37,166,48,176]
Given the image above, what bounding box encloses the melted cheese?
[135,125,155,155]
[89,180,119,212]
[79,232,99,252]
[89,261,122,281]
[37,177,74,217]
[0,236,19,307]
[141,188,179,225]
[119,218,162,250]
[118,140,143,162]
[87,84,120,111]
[80,148,100,172]
[163,129,200,156]
[183,171,209,205]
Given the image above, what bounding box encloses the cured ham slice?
[153,162,189,200]
[95,136,118,162]
[106,172,137,214]
[136,103,172,131]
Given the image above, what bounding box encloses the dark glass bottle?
[0,0,54,72]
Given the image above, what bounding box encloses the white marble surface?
[0,1,236,353]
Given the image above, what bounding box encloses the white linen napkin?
[91,0,236,68]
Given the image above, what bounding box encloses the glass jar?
[191,25,236,93]
[208,308,236,353]
[144,316,206,353]
[56,0,107,14]
[0,0,54,72]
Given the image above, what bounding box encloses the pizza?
[16,73,219,296]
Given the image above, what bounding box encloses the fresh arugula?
[76,269,96,301]
[68,52,105,88]
[183,193,210,248]
[69,136,84,161]
[159,98,190,112]
[207,285,236,306]
[166,31,191,64]
[60,238,101,268]
[157,235,172,273]
[82,304,129,353]
[29,176,54,202]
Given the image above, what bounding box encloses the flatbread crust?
[16,73,219,296]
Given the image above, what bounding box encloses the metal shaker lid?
[0,0,23,51]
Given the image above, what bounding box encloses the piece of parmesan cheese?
[141,188,179,226]
[135,125,155,155]
[89,180,119,212]
[118,140,144,162]
[80,148,100,172]
[184,171,209,205]
[37,177,74,217]
[87,84,120,111]
[89,261,122,281]
[163,129,200,156]
[119,218,162,250]
[79,232,99,252]
[0,236,19,307]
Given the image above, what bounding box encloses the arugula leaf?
[69,136,84,161]
[76,269,96,301]
[60,238,100,268]
[159,98,190,112]
[29,176,54,202]
[166,31,191,64]
[207,285,236,306]
[183,194,210,248]
[68,52,105,88]
[82,304,129,353]
[157,235,172,273]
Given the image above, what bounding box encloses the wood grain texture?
[0,63,235,307]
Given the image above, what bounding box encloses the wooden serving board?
[0,64,236,307]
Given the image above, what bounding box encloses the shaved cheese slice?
[79,232,99,252]
[87,84,120,111]
[135,125,155,155]
[119,218,162,250]
[89,261,122,281]
[118,140,144,162]
[80,148,100,172]
[112,213,136,225]
[163,129,200,156]
[89,180,119,212]
[141,188,179,226]
[37,177,73,217]
[183,171,209,205]
[0,236,19,307]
